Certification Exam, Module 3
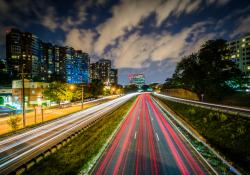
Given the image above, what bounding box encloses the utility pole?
[20,65,27,128]
[81,77,84,110]
[81,83,84,109]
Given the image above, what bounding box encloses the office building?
[128,73,145,87]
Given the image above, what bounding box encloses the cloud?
[207,0,231,6]
[94,0,159,54]
[94,0,227,55]
[41,6,59,31]
[106,22,215,69]
[0,0,9,13]
[41,0,108,32]
[65,28,97,53]
[231,15,250,37]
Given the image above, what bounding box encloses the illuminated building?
[128,73,145,87]
[110,69,118,85]
[90,59,118,85]
[65,49,89,84]
[12,79,49,108]
[6,28,90,84]
[227,34,250,88]
[98,59,111,85]
[90,62,100,82]
[6,28,42,80]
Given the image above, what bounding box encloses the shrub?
[219,113,227,122]
[188,108,196,115]
[7,115,21,131]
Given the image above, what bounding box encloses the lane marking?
[155,132,160,141]
[134,131,137,139]
[138,116,139,121]
[151,117,153,121]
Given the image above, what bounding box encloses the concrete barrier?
[15,167,25,175]
[26,160,35,170]
[35,156,43,163]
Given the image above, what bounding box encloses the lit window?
[248,66,250,70]
[242,38,246,42]
[242,44,245,48]
[231,55,236,58]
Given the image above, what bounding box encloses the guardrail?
[153,93,250,118]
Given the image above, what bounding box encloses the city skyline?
[0,0,249,85]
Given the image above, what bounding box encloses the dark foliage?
[163,40,243,100]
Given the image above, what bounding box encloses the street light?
[69,85,75,90]
[19,64,27,128]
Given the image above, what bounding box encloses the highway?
[93,93,210,175]
[0,93,138,175]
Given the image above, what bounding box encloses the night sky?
[0,0,249,85]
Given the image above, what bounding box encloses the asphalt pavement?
[93,93,210,175]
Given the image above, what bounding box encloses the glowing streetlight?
[69,85,75,90]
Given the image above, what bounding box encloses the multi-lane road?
[0,93,137,175]
[93,93,210,175]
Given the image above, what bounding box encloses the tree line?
[162,39,246,101]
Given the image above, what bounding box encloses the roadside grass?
[24,96,137,175]
[156,97,250,173]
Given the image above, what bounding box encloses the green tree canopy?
[88,79,104,97]
[44,81,74,105]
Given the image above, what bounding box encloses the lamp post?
[81,83,84,110]
[19,65,27,128]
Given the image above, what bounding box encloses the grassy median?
[155,97,250,173]
[25,96,137,175]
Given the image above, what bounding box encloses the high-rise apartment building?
[98,59,111,85]
[89,59,118,85]
[110,69,118,85]
[227,34,250,87]
[65,49,89,84]
[6,28,89,84]
[89,62,100,82]
[6,29,41,80]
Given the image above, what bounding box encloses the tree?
[124,84,138,93]
[7,116,21,131]
[164,39,243,100]
[44,81,74,106]
[88,79,104,97]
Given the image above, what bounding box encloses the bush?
[188,108,196,115]
[7,116,21,131]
